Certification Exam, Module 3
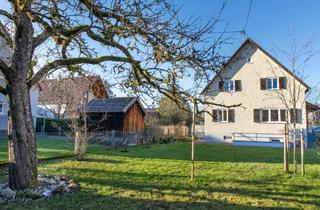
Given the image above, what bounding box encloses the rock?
[67,182,79,191]
[41,189,52,198]
[52,185,66,195]
[1,187,16,200]
[24,191,42,200]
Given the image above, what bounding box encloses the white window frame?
[266,78,279,90]
[260,108,287,123]
[217,109,229,122]
[224,80,235,93]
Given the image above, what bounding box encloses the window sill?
[259,122,287,124]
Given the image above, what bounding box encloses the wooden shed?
[85,97,146,134]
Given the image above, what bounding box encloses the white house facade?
[203,38,310,147]
[0,26,39,132]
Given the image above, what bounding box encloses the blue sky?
[2,0,319,102]
[174,0,320,88]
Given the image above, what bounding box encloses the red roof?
[38,76,108,105]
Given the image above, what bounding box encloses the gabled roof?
[38,76,108,105]
[202,38,311,94]
[86,97,146,115]
[306,102,320,113]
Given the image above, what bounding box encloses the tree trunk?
[7,82,38,189]
[191,99,196,181]
[301,129,305,175]
[293,124,297,174]
[284,123,289,172]
[6,8,37,189]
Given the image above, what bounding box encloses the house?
[38,76,108,119]
[202,38,316,147]
[0,26,39,133]
[306,102,320,128]
[85,97,146,134]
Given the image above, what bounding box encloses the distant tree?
[158,97,192,126]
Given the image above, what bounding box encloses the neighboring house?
[85,97,146,134]
[202,38,316,147]
[0,26,38,132]
[306,102,320,128]
[38,76,108,119]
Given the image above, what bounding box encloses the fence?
[152,125,190,142]
[90,130,154,149]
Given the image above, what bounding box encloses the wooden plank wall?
[123,102,145,133]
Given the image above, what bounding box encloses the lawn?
[1,141,320,209]
[0,138,74,164]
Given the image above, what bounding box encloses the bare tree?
[0,0,235,189]
[268,35,314,174]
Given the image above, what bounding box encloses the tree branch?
[0,59,10,78]
[28,55,137,87]
[0,9,13,20]
[33,31,52,50]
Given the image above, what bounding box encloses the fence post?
[111,130,116,150]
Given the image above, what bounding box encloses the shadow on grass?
[21,162,315,209]
[65,167,320,207]
[94,143,320,164]
[3,192,294,210]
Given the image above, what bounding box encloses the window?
[270,109,279,122]
[280,110,287,122]
[255,109,288,123]
[222,110,228,122]
[224,80,234,92]
[246,57,252,63]
[262,110,269,122]
[266,78,279,90]
[212,109,235,123]
[0,102,3,114]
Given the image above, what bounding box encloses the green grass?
[1,142,320,209]
[0,138,73,164]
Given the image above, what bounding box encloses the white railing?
[233,132,284,142]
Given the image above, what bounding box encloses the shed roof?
[86,97,146,115]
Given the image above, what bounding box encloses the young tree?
[0,0,230,189]
[269,36,314,174]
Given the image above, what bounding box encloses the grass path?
[2,142,320,209]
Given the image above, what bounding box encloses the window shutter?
[279,77,287,89]
[290,108,295,123]
[296,109,302,124]
[290,109,302,124]
[212,109,218,122]
[235,80,241,91]
[254,109,260,123]
[280,109,287,122]
[218,81,224,92]
[228,109,235,122]
[260,78,266,90]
